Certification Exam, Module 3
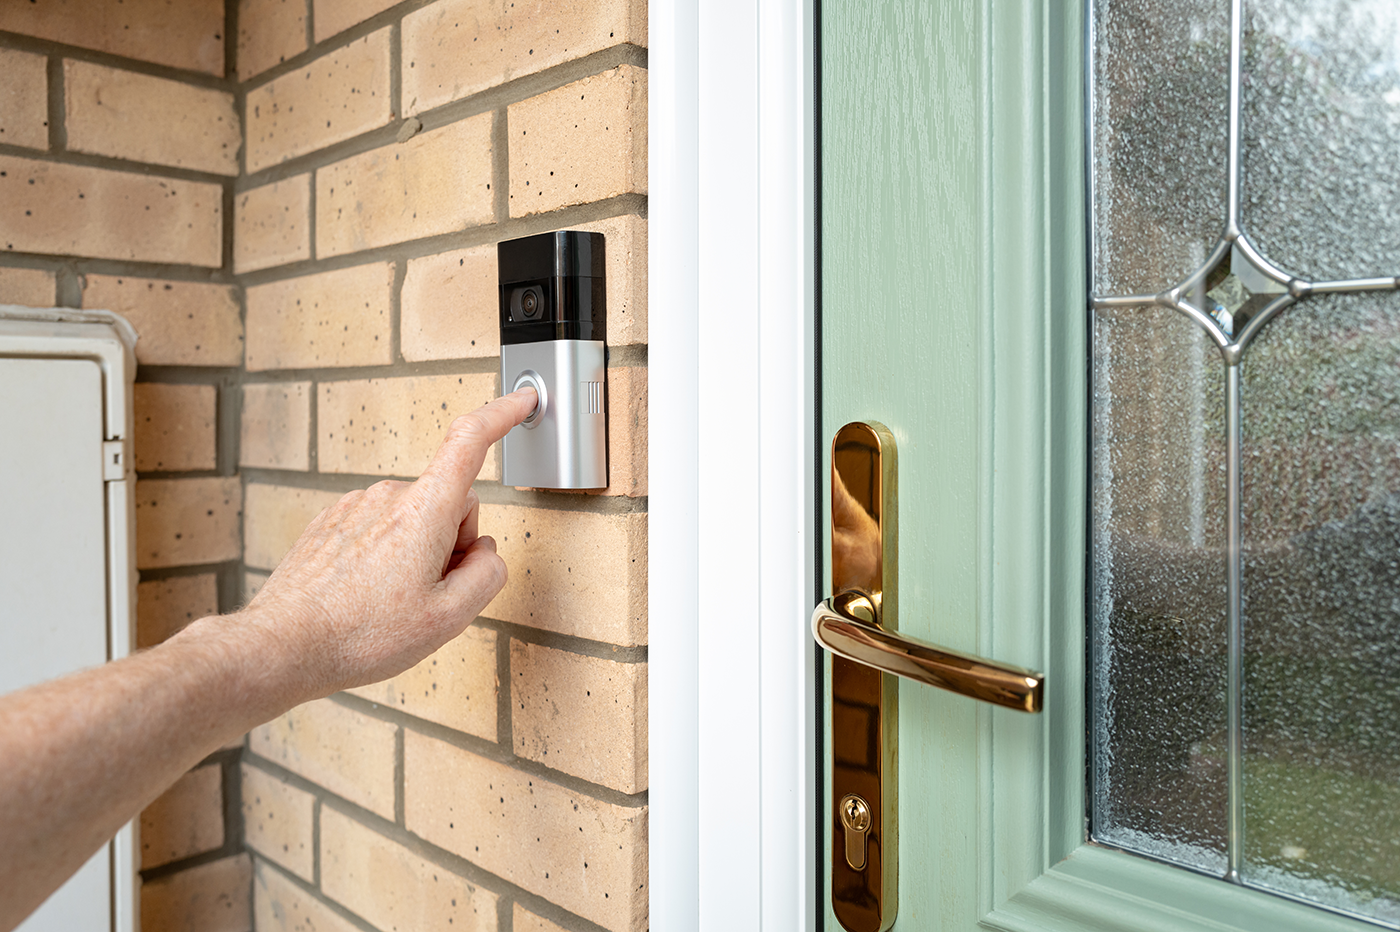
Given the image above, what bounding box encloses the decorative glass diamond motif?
[1090,0,1400,924]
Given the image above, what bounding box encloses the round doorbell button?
[512,370,546,428]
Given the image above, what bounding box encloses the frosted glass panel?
[1092,306,1228,872]
[1092,0,1230,296]
[1091,0,1400,924]
[1241,293,1400,922]
[1242,0,1400,280]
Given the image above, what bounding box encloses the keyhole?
[839,794,871,870]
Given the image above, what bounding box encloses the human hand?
[209,389,538,705]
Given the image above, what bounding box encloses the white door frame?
[648,0,817,928]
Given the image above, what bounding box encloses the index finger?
[413,388,538,518]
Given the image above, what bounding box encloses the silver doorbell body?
[498,230,608,489]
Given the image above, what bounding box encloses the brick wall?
[234,2,648,932]
[3,2,648,929]
[0,2,253,928]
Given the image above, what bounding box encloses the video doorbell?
[497,230,608,489]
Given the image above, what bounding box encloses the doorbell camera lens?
[512,286,544,321]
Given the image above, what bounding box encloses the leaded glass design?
[1090,0,1400,925]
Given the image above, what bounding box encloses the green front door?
[820,1,1086,928]
[819,1,1399,930]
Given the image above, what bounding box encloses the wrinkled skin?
[0,389,537,932]
[238,390,536,697]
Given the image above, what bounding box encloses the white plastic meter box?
[0,306,138,932]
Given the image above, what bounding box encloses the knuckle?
[320,490,362,522]
[447,412,488,443]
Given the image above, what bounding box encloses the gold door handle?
[820,421,1046,932]
[812,591,1044,713]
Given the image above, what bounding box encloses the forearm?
[0,614,293,932]
[0,394,533,932]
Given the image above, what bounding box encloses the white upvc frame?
[648,0,817,928]
[653,2,1398,931]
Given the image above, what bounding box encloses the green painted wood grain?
[821,0,994,927]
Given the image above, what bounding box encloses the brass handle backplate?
[819,421,1047,932]
[826,422,898,932]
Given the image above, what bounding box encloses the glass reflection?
[1092,0,1230,296]
[1243,0,1400,280]
[1091,0,1400,923]
[1241,293,1400,921]
[1093,306,1229,873]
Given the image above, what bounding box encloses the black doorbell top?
[497,231,606,345]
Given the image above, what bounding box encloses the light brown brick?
[242,381,311,470]
[250,698,397,819]
[405,733,647,932]
[140,763,224,869]
[0,48,48,150]
[402,0,646,115]
[137,573,220,648]
[242,764,315,881]
[317,373,500,479]
[0,157,222,267]
[135,477,242,569]
[0,267,56,307]
[0,0,225,75]
[254,861,360,932]
[514,904,571,932]
[348,625,497,741]
[321,807,498,932]
[593,366,646,498]
[313,0,401,43]
[238,0,309,81]
[245,29,393,174]
[316,114,494,258]
[243,484,343,570]
[244,570,270,604]
[402,216,645,360]
[572,213,647,345]
[133,383,217,472]
[82,275,243,367]
[235,175,311,273]
[511,641,646,793]
[64,61,239,176]
[141,854,253,932]
[481,505,646,645]
[245,263,393,371]
[508,66,647,218]
[401,245,498,362]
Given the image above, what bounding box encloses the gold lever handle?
[822,420,1045,932]
[812,591,1044,713]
